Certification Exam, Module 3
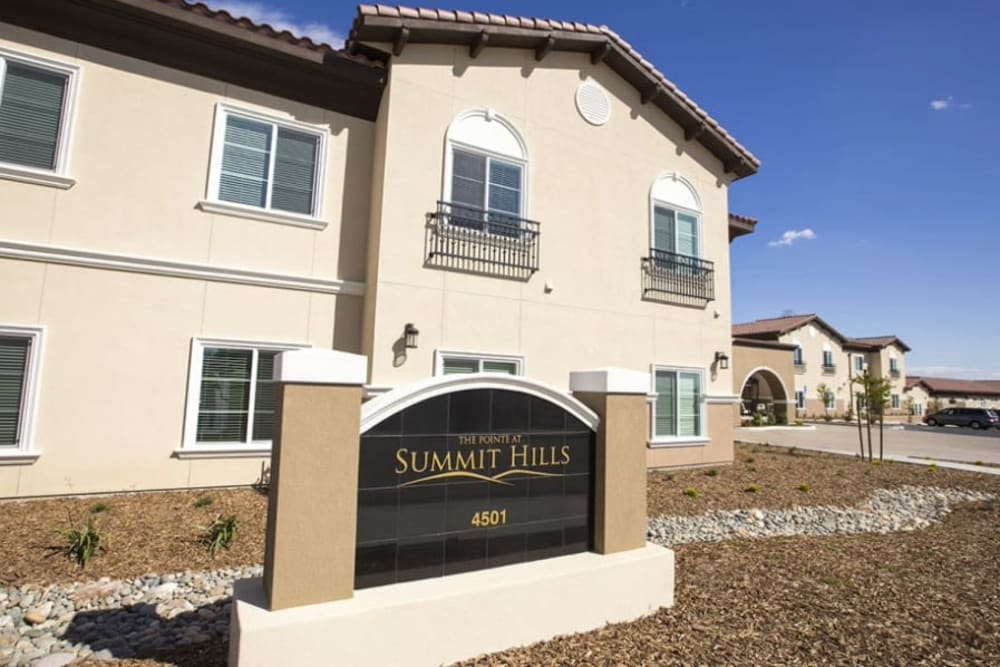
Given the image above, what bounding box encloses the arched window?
[443,109,527,235]
[650,173,701,259]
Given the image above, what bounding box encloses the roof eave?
[348,15,759,180]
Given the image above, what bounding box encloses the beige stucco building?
[905,377,1000,414]
[732,314,910,419]
[0,1,760,497]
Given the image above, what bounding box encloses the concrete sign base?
[229,543,674,667]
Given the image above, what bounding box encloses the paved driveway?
[736,423,1000,465]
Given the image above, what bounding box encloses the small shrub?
[823,414,833,422]
[88,502,110,514]
[872,460,882,467]
[752,413,764,427]
[744,457,755,464]
[744,484,761,494]
[193,495,214,509]
[797,484,810,492]
[64,514,104,568]
[683,488,699,499]
[927,463,937,473]
[975,460,984,466]
[819,575,842,587]
[202,515,239,556]
[704,469,719,477]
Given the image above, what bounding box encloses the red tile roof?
[732,314,823,338]
[907,376,1000,397]
[160,0,382,65]
[349,4,759,176]
[846,335,911,352]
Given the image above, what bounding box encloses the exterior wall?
[646,403,734,469]
[731,344,795,409]
[0,24,372,496]
[904,384,930,415]
[776,324,852,415]
[362,44,737,464]
[874,344,907,413]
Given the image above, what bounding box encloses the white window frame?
[824,391,836,411]
[0,47,80,189]
[795,390,806,411]
[434,350,524,376]
[199,103,329,230]
[891,394,900,410]
[0,325,44,463]
[179,337,308,458]
[649,364,708,447]
[792,346,804,366]
[649,173,703,260]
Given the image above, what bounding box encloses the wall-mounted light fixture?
[714,351,730,370]
[404,323,420,349]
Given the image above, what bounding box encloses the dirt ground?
[3,444,997,666]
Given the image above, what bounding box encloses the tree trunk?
[856,395,865,461]
[879,413,884,462]
[864,382,873,463]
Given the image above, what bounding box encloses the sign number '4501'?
[470,509,507,527]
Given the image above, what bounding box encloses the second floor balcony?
[641,248,715,305]
[822,363,836,375]
[425,201,540,280]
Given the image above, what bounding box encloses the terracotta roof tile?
[350,4,759,169]
[846,336,911,352]
[157,0,383,67]
[908,376,1000,397]
[732,314,818,338]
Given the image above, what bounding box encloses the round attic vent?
[575,81,611,126]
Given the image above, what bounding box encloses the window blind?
[219,115,272,208]
[442,358,479,375]
[451,149,486,210]
[654,370,676,437]
[487,160,521,216]
[676,212,698,257]
[0,337,29,446]
[196,348,252,443]
[251,351,277,441]
[678,372,700,437]
[481,360,518,375]
[653,207,675,253]
[271,128,318,214]
[0,62,67,170]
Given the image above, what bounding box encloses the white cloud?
[207,1,344,47]
[768,228,816,247]
[930,97,953,111]
[909,366,1000,380]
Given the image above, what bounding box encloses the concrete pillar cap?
[569,368,649,395]
[273,349,367,385]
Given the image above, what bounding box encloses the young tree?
[851,372,893,462]
[816,383,833,415]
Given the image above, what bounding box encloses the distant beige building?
[0,1,761,497]
[905,377,1000,414]
[732,314,910,419]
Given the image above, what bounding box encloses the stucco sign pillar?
[262,348,366,611]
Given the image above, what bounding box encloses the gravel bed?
[1,483,992,665]
[0,566,260,665]
[648,485,994,546]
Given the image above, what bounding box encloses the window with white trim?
[0,326,43,453]
[0,48,78,178]
[650,174,701,261]
[854,355,865,372]
[206,104,326,219]
[795,390,805,411]
[889,357,899,373]
[891,394,900,410]
[822,347,834,368]
[652,367,703,439]
[793,346,804,366]
[185,339,304,448]
[444,109,528,235]
[436,352,523,376]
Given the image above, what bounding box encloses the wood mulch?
[2,444,998,666]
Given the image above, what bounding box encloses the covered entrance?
[740,368,789,424]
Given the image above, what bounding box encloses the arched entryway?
[739,367,789,424]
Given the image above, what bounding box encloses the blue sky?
[209,1,999,379]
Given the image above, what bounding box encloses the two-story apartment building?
[0,0,759,498]
[732,314,910,418]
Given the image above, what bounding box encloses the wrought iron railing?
[794,361,807,373]
[641,248,714,302]
[426,201,540,278]
[890,368,900,378]
[822,364,836,374]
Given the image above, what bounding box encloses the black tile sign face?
[355,388,595,590]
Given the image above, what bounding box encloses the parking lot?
[736,422,1000,466]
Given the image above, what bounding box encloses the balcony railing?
[793,362,806,373]
[890,368,900,378]
[822,364,836,375]
[641,248,714,303]
[425,201,540,279]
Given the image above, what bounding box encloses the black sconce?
[714,351,730,370]
[404,323,419,349]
